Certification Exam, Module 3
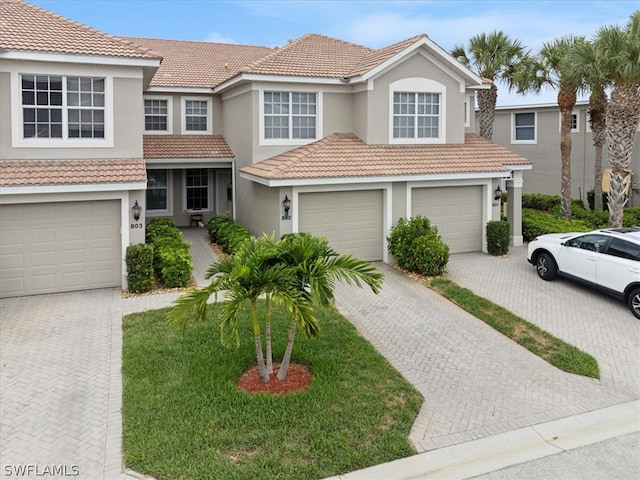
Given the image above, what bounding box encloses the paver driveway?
[1,289,124,480]
[334,247,639,452]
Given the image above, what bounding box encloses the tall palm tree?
[452,31,528,140]
[514,35,587,219]
[592,11,640,227]
[274,233,383,380]
[567,40,609,211]
[169,235,314,383]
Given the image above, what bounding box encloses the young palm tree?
[169,235,315,383]
[514,35,587,219]
[567,40,609,211]
[274,233,384,380]
[452,31,528,140]
[591,11,640,227]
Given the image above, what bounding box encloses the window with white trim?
[264,91,317,140]
[185,168,210,211]
[21,74,104,139]
[512,112,536,143]
[393,92,440,139]
[146,169,169,212]
[145,99,168,132]
[559,111,579,133]
[181,97,212,134]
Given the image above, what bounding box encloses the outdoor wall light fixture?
[494,185,502,201]
[132,200,142,221]
[282,195,291,220]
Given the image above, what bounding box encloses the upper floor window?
[559,111,579,133]
[21,75,104,139]
[145,99,168,132]
[181,97,212,134]
[512,112,536,143]
[393,92,440,139]
[264,91,317,140]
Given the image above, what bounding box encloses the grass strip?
[429,277,599,379]
[122,302,422,480]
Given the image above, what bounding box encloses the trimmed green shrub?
[146,217,178,244]
[522,193,561,211]
[207,214,235,243]
[158,245,192,288]
[486,220,510,256]
[522,209,590,241]
[126,243,154,293]
[217,221,251,254]
[623,207,640,227]
[388,216,450,276]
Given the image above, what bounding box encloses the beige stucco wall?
[323,91,354,135]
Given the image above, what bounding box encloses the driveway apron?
[1,289,124,480]
[334,252,639,452]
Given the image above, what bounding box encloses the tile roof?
[143,135,234,159]
[347,34,428,77]
[240,133,531,181]
[0,0,161,60]
[0,158,147,187]
[123,37,273,88]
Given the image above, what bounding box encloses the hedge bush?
[522,193,561,211]
[145,217,192,288]
[388,216,449,276]
[126,244,155,293]
[217,221,251,254]
[522,209,590,241]
[486,220,510,256]
[145,217,178,244]
[207,214,235,244]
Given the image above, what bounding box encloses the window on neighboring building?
[145,99,168,131]
[21,74,104,139]
[393,92,440,139]
[185,100,208,131]
[146,169,169,211]
[264,91,317,140]
[185,168,209,211]
[571,113,578,131]
[513,112,536,142]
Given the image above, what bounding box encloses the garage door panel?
[0,201,121,298]
[299,190,383,261]
[412,186,482,253]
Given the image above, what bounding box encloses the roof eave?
[0,50,162,68]
[214,72,349,93]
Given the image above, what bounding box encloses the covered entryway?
[412,186,482,253]
[298,190,384,261]
[0,200,121,298]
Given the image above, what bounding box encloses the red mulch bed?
[237,363,312,395]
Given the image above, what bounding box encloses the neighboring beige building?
[0,0,532,298]
[489,102,640,206]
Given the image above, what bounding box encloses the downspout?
[231,158,236,220]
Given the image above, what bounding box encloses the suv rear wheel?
[628,288,640,319]
[536,252,557,280]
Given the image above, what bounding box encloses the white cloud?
[203,32,238,44]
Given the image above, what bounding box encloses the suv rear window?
[605,238,640,261]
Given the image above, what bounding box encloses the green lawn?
[122,302,423,480]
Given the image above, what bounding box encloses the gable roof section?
[0,0,160,60]
[240,133,531,182]
[123,37,273,88]
[144,135,234,159]
[0,158,147,187]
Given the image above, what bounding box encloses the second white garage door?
[298,190,383,261]
[0,200,122,298]
[412,186,482,253]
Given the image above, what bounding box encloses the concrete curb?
[324,400,639,480]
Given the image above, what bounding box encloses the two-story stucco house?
[0,0,532,298]
[489,102,640,206]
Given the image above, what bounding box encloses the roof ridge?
[121,35,271,49]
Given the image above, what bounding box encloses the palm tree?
[514,35,587,219]
[169,235,315,383]
[567,40,609,211]
[274,233,383,380]
[452,31,528,140]
[591,11,640,227]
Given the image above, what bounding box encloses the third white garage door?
[298,190,383,261]
[411,186,482,253]
[0,200,122,298]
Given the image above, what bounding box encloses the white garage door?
[299,190,383,261]
[412,186,482,253]
[0,201,121,298]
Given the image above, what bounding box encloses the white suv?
[527,228,640,319]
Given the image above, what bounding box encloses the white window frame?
[144,96,172,134]
[389,78,446,144]
[182,168,214,213]
[259,89,323,146]
[511,111,537,144]
[558,110,579,133]
[464,98,471,128]
[10,70,114,148]
[180,96,212,134]
[145,168,172,216]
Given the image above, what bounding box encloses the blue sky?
[29,0,638,105]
